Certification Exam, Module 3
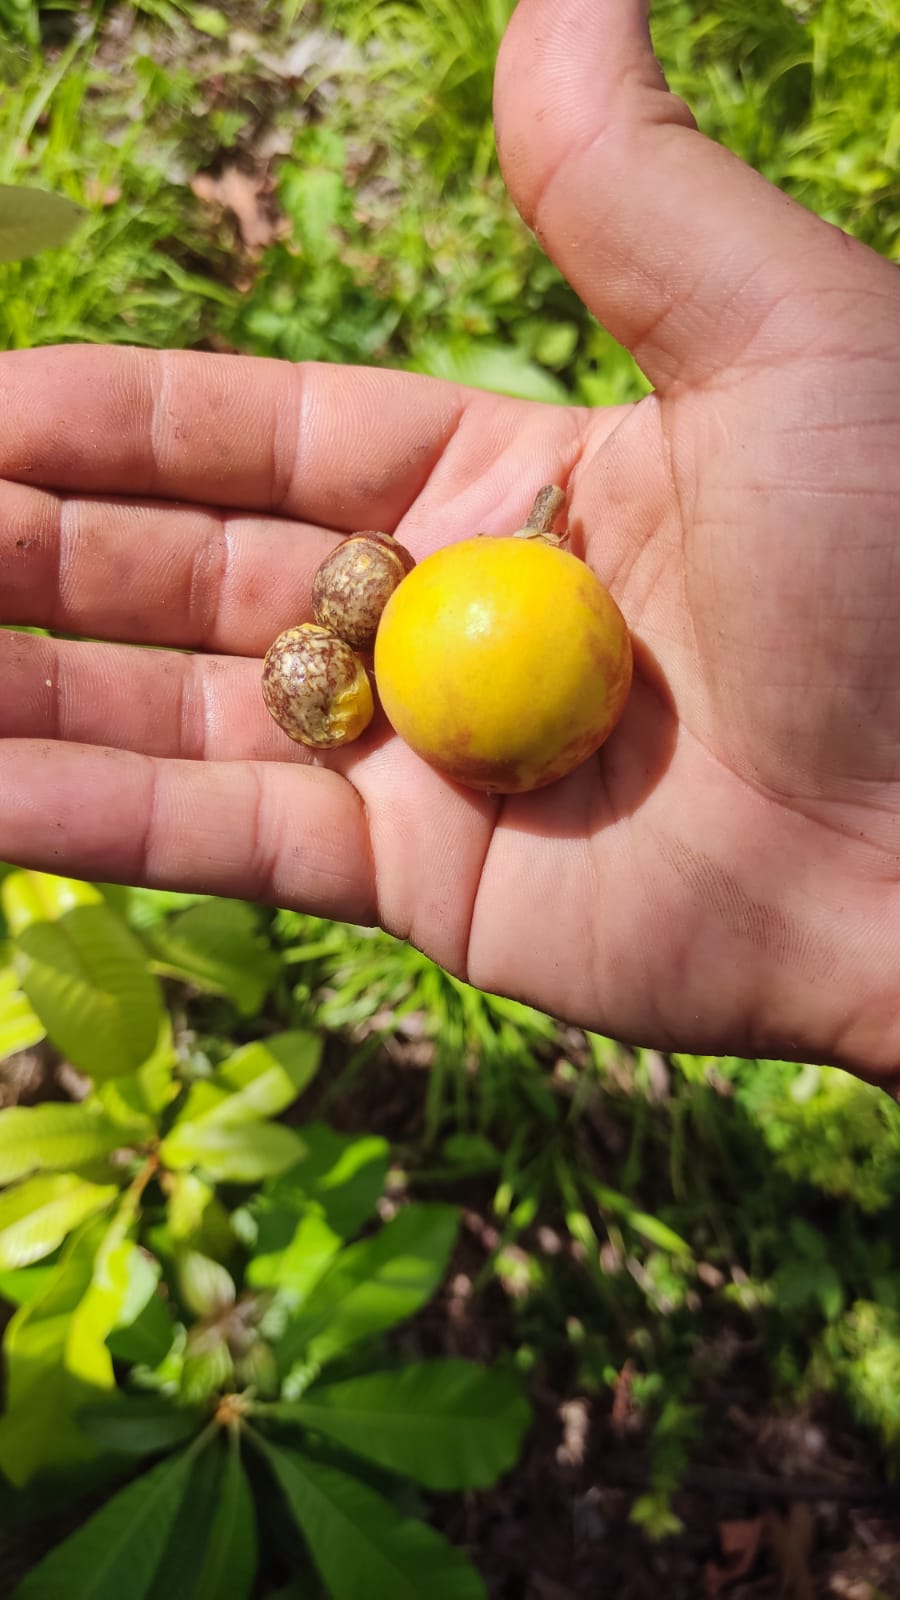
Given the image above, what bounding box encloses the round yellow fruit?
[373,536,632,793]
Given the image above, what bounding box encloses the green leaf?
[0,1102,143,1184]
[411,338,568,405]
[194,1434,257,1600]
[144,899,279,1017]
[78,1395,204,1457]
[260,1360,531,1489]
[13,905,164,1080]
[0,966,46,1061]
[257,1436,485,1600]
[161,1119,306,1183]
[0,1174,118,1268]
[210,1031,322,1122]
[248,1210,343,1298]
[0,183,83,263]
[247,1127,389,1292]
[106,1284,177,1368]
[10,1441,202,1600]
[0,1264,56,1305]
[0,1194,150,1483]
[145,1438,226,1600]
[277,1204,458,1375]
[0,1224,113,1483]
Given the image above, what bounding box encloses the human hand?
[1,0,899,1082]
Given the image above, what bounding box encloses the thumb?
[495,0,868,393]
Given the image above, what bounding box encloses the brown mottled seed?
[312,531,415,652]
[262,623,374,747]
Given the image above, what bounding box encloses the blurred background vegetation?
[2,1,900,1596]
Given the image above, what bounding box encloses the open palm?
[2,0,899,1081]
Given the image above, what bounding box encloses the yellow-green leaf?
[0,1174,118,1268]
[1,872,101,937]
[0,1102,142,1185]
[161,1120,305,1184]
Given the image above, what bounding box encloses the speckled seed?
[262,623,374,747]
[312,531,415,651]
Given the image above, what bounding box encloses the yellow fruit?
[374,535,632,793]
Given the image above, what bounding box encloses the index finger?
[0,346,466,532]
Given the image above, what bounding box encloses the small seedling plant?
[0,870,530,1598]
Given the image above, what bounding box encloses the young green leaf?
[0,1174,118,1269]
[0,183,83,263]
[0,1102,140,1187]
[277,1204,458,1375]
[176,1249,236,1319]
[10,1439,203,1600]
[0,966,46,1061]
[258,1359,531,1490]
[13,905,164,1081]
[194,1433,257,1600]
[78,1394,205,1457]
[256,1435,486,1600]
[160,1119,306,1184]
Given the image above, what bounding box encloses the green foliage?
[0,873,530,1595]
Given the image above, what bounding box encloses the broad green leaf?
[145,1438,225,1600]
[0,183,82,263]
[144,899,279,1016]
[257,1436,485,1600]
[161,1119,306,1183]
[0,966,46,1061]
[277,1204,458,1375]
[194,1434,257,1600]
[260,1360,531,1489]
[79,1395,204,1457]
[0,1174,118,1268]
[1,871,101,936]
[0,1102,142,1185]
[13,904,164,1080]
[10,1441,202,1600]
[210,1031,322,1122]
[411,338,568,406]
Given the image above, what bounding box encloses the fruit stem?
[514,484,567,543]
